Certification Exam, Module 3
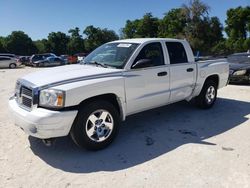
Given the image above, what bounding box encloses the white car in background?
[0,56,21,68]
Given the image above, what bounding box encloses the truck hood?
[229,63,250,71]
[21,64,123,87]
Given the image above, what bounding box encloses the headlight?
[39,89,65,108]
[233,70,246,76]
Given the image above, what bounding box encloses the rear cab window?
[165,42,188,64]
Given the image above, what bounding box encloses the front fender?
[52,76,126,120]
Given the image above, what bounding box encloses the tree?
[158,8,186,38]
[46,32,70,55]
[67,27,85,54]
[225,6,250,52]
[34,39,48,54]
[136,13,159,37]
[225,6,250,40]
[181,0,223,54]
[0,37,6,53]
[4,31,37,55]
[122,13,159,38]
[83,25,118,51]
[122,19,140,38]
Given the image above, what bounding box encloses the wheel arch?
[204,74,219,89]
[77,93,125,121]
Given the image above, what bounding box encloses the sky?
[0,0,249,40]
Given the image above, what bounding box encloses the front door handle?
[186,68,194,72]
[157,71,168,76]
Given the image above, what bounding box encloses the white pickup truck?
[9,38,229,150]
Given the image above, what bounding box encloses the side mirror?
[132,59,152,69]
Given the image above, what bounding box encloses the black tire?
[70,100,121,150]
[195,80,217,109]
[9,63,16,69]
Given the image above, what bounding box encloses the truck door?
[166,42,196,102]
[124,42,170,115]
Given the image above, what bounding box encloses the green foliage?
[67,27,85,55]
[181,0,224,54]
[46,32,70,55]
[122,13,159,38]
[83,25,119,51]
[34,39,47,54]
[225,6,250,40]
[158,8,186,38]
[4,31,37,55]
[0,37,6,53]
[224,6,250,53]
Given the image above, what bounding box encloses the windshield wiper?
[85,61,108,68]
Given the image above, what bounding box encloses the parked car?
[227,52,250,84]
[9,38,229,150]
[0,53,16,58]
[33,56,66,67]
[17,56,30,65]
[67,55,78,64]
[75,53,88,62]
[29,53,56,66]
[0,56,21,68]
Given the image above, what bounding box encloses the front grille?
[20,86,33,109]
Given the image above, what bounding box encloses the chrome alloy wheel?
[205,86,216,104]
[85,109,114,142]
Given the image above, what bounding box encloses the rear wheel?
[70,100,121,150]
[9,63,16,69]
[195,80,217,109]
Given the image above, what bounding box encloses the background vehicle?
[0,53,16,58]
[227,52,250,84]
[67,55,78,64]
[0,56,21,68]
[33,56,66,67]
[29,53,56,66]
[9,38,229,150]
[60,55,69,64]
[75,53,88,62]
[17,56,30,65]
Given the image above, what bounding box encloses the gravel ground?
[0,67,250,188]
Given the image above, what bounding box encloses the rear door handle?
[186,68,194,72]
[157,71,168,76]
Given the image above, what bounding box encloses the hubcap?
[205,86,216,104]
[85,109,114,142]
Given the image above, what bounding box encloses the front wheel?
[70,100,121,150]
[9,63,16,69]
[195,80,217,109]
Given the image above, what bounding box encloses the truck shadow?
[29,98,250,173]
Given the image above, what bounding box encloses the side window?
[166,42,188,64]
[132,42,164,68]
[0,57,9,61]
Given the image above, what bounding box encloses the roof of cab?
[110,38,186,44]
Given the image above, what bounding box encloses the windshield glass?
[82,42,139,68]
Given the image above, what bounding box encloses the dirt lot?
[0,67,250,188]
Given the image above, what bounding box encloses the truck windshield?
[82,42,139,68]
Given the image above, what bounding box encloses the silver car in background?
[0,56,21,68]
